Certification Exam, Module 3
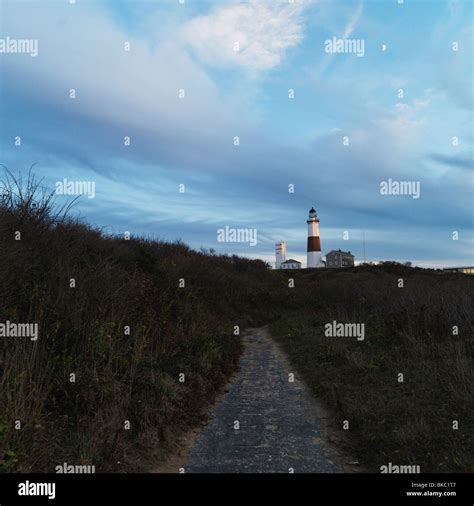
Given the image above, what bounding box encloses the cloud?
[432,2,473,110]
[429,152,473,171]
[180,0,310,72]
[342,0,363,39]
[0,1,250,170]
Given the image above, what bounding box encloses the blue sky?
[0,0,472,267]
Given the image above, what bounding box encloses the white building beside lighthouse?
[275,241,286,269]
[281,259,302,269]
[307,207,323,268]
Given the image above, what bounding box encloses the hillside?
[0,172,288,472]
[0,172,472,472]
[272,267,474,472]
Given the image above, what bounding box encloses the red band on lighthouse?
[307,236,321,252]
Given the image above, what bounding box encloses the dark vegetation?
[0,171,284,472]
[0,170,472,472]
[272,267,474,472]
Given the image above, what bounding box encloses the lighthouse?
[307,207,323,268]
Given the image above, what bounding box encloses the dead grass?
[0,170,279,472]
[272,267,474,472]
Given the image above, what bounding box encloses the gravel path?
[185,326,340,473]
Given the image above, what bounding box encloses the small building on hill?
[326,249,355,268]
[443,266,474,275]
[281,259,302,270]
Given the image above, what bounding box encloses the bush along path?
[175,327,356,473]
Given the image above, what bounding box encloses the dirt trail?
[155,326,358,473]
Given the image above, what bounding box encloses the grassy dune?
[271,267,474,472]
[0,172,283,472]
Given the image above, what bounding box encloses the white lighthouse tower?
[275,241,286,269]
[307,207,323,268]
